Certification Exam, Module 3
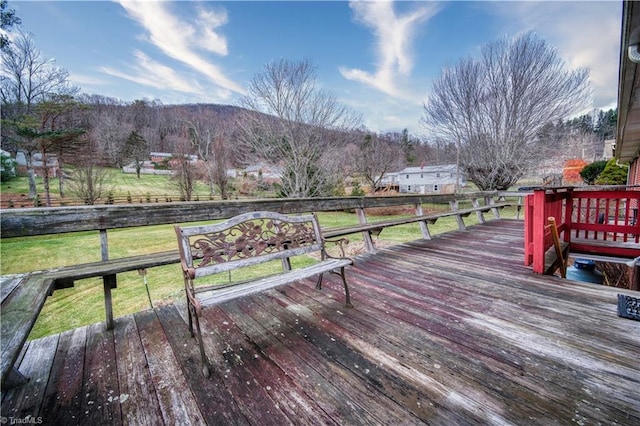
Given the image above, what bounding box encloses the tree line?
[0,2,620,207]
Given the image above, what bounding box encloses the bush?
[0,153,16,182]
[594,159,628,185]
[350,181,365,197]
[580,160,608,185]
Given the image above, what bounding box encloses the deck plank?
[199,304,337,425]
[0,335,58,419]
[134,307,207,425]
[113,314,164,425]
[80,321,122,425]
[3,219,639,425]
[40,327,87,424]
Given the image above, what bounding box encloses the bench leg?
[339,267,353,308]
[190,305,210,378]
[315,273,324,290]
[316,270,352,308]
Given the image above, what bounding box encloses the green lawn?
[1,168,214,205]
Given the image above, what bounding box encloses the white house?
[396,164,465,194]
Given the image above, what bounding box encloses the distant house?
[396,164,465,194]
[373,172,399,192]
[15,151,60,178]
[243,163,283,183]
[122,152,198,175]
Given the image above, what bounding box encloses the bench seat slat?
[47,251,181,284]
[197,258,352,307]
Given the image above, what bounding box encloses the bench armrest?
[322,237,352,262]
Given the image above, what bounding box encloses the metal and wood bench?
[174,211,354,377]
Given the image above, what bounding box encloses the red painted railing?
[525,187,640,274]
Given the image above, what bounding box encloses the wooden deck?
[2,219,639,425]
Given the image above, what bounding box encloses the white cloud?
[340,0,439,97]
[487,1,621,110]
[116,0,245,96]
[101,50,202,95]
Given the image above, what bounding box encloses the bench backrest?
[175,211,323,278]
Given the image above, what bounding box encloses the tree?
[1,31,75,198]
[31,94,85,206]
[238,58,361,197]
[185,109,234,199]
[67,134,111,205]
[0,0,20,51]
[171,138,195,201]
[422,32,590,190]
[580,160,608,185]
[595,108,617,141]
[0,149,15,181]
[122,131,148,178]
[594,159,628,185]
[352,132,403,192]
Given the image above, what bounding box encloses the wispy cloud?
[114,0,245,97]
[101,50,202,94]
[340,0,439,97]
[488,1,621,110]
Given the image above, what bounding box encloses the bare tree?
[422,32,590,190]
[238,58,361,197]
[171,138,195,201]
[67,134,112,205]
[185,108,235,199]
[352,131,404,192]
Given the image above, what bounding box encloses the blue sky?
[8,1,622,135]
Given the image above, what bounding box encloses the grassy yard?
[0,205,521,340]
[1,168,218,207]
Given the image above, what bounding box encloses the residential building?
[396,164,465,194]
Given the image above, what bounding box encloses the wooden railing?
[1,192,523,388]
[524,187,640,274]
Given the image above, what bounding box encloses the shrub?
[580,160,608,185]
[350,181,365,197]
[594,159,628,185]
[0,153,16,182]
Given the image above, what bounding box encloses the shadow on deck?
[2,220,639,425]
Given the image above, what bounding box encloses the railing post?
[532,189,548,274]
[414,203,431,240]
[355,207,376,253]
[563,188,574,243]
[472,198,486,224]
[100,229,115,330]
[449,200,466,230]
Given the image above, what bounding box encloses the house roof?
[398,164,457,174]
[616,1,640,163]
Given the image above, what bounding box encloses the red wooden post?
[563,187,573,244]
[532,189,548,274]
[524,194,534,266]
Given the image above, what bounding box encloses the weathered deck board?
[2,219,639,425]
[113,315,164,425]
